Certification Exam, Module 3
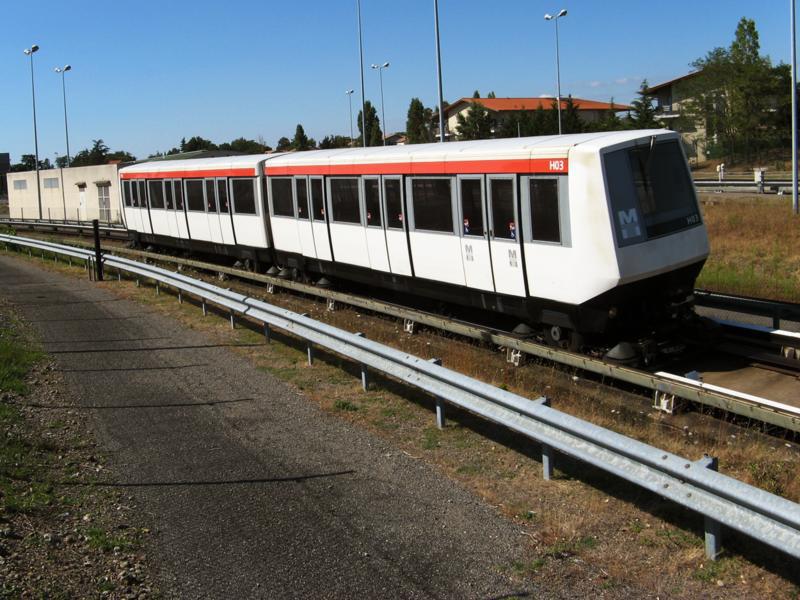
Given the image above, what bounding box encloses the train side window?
[217,179,229,213]
[410,178,453,233]
[364,178,382,227]
[123,181,132,207]
[529,178,561,243]
[310,178,325,221]
[205,180,218,212]
[130,181,139,207]
[164,180,174,210]
[459,178,484,237]
[330,178,361,224]
[174,180,185,211]
[137,181,147,208]
[489,178,516,240]
[231,179,256,215]
[186,179,205,212]
[296,178,309,220]
[270,178,295,217]
[148,180,165,209]
[384,178,403,229]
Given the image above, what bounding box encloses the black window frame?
[185,179,206,212]
[488,176,517,241]
[383,177,404,230]
[231,178,257,215]
[409,176,455,234]
[217,178,229,213]
[458,176,485,237]
[295,177,309,220]
[329,177,361,224]
[310,177,326,222]
[270,177,295,217]
[364,177,382,228]
[205,179,218,213]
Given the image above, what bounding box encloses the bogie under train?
[119,130,708,356]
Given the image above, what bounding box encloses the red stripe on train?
[120,168,256,180]
[265,157,568,176]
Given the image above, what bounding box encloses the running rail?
[1,233,799,562]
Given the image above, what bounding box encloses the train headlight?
[608,306,618,319]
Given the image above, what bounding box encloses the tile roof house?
[645,72,706,162]
[443,96,631,139]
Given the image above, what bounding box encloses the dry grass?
[698,194,800,302]
[3,238,799,597]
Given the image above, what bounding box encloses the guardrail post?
[355,332,369,390]
[201,299,207,316]
[263,323,271,343]
[428,358,445,428]
[155,281,160,295]
[92,219,103,281]
[177,290,183,304]
[773,315,780,329]
[533,398,555,480]
[229,309,235,329]
[697,454,722,560]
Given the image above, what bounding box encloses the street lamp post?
[434,0,446,142]
[792,0,798,214]
[544,9,568,135]
[23,44,42,219]
[346,89,355,146]
[371,62,390,145]
[54,65,72,167]
[356,0,367,147]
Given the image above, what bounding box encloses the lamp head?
[346,89,354,95]
[31,44,39,53]
[64,64,72,71]
[544,13,553,20]
[557,9,567,17]
[382,62,390,68]
[370,64,378,69]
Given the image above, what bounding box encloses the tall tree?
[406,98,433,144]
[276,137,292,152]
[455,101,495,140]
[319,135,351,149]
[357,101,383,146]
[561,96,585,134]
[181,136,217,152]
[629,81,659,129]
[291,124,311,151]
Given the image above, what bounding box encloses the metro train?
[119,130,709,357]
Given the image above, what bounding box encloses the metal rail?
[1,232,799,562]
[4,225,800,432]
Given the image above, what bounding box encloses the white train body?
[120,130,708,340]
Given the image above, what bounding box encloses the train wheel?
[544,325,583,352]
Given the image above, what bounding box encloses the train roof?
[261,130,672,168]
[119,153,270,178]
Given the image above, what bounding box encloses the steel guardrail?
[6,231,800,433]
[1,233,799,562]
[695,289,800,329]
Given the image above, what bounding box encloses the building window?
[231,179,256,215]
[43,177,59,189]
[411,178,453,233]
[13,180,27,190]
[270,178,294,217]
[98,185,111,221]
[330,178,361,224]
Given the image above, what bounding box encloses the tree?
[406,98,434,144]
[107,150,136,163]
[221,137,269,153]
[357,101,383,146]
[561,96,585,134]
[181,136,217,152]
[592,98,624,132]
[69,139,135,167]
[319,135,351,149]
[291,124,311,151]
[628,82,659,129]
[276,137,292,152]
[455,101,495,140]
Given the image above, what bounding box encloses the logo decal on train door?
[465,244,474,262]
[617,209,641,239]
[508,249,518,268]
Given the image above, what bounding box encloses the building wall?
[6,164,122,223]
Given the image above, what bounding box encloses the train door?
[173,180,191,240]
[363,177,390,272]
[487,175,526,297]
[457,175,494,292]
[205,179,223,244]
[162,180,180,239]
[295,177,317,258]
[309,177,332,261]
[217,178,235,245]
[382,176,411,276]
[139,181,154,234]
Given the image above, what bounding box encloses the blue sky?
[1,1,795,162]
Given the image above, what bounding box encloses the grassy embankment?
[697,194,800,302]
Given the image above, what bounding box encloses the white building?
[6,163,122,223]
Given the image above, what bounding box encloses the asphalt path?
[0,255,547,599]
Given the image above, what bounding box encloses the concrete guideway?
[0,255,540,599]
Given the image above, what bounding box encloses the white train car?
[262,130,708,347]
[120,155,271,265]
[119,130,708,349]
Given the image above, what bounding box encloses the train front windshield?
[604,138,701,247]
